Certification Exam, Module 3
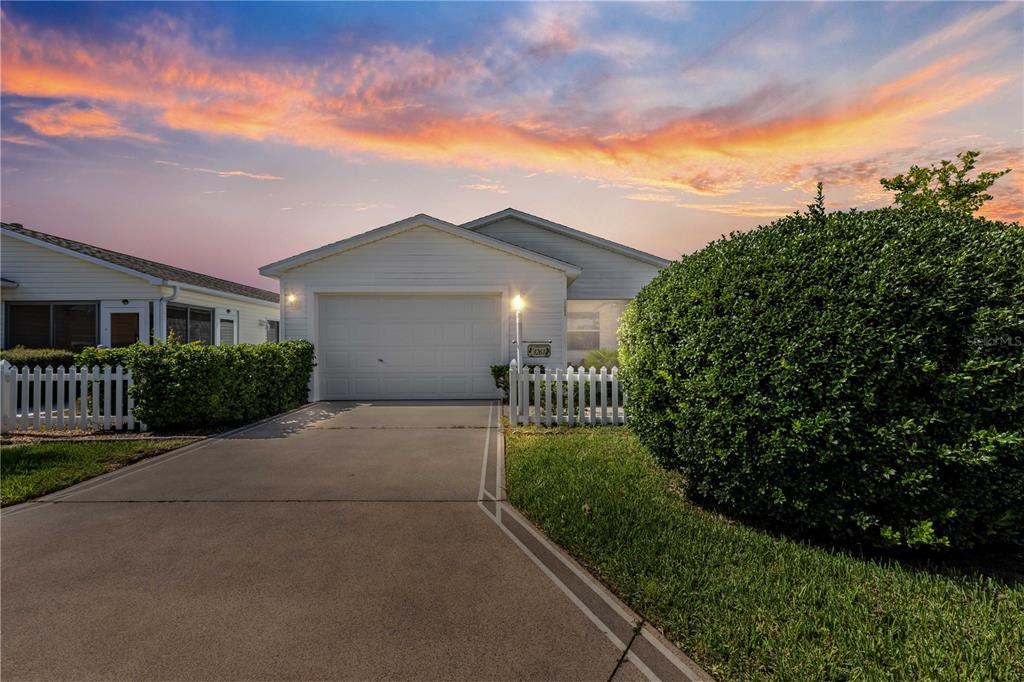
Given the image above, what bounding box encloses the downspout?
[156,283,180,343]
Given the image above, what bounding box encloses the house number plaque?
[526,342,552,359]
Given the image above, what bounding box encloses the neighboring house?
[1,223,280,351]
[260,208,669,400]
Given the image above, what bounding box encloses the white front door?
[100,301,150,348]
[317,294,502,400]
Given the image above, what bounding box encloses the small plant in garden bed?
[1,438,194,505]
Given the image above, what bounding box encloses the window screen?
[167,304,215,344]
[188,308,213,345]
[567,312,600,351]
[266,320,279,343]
[167,305,188,343]
[7,305,51,348]
[53,304,97,350]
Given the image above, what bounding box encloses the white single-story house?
[1,222,280,350]
[259,208,669,400]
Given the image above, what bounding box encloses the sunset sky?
[2,1,1021,290]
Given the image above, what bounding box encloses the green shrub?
[0,347,76,368]
[77,340,315,430]
[620,207,1024,550]
[490,363,545,401]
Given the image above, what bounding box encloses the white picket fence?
[0,360,145,433]
[508,362,626,427]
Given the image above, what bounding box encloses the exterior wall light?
[511,294,525,366]
[286,293,297,304]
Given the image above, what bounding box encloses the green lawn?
[505,427,1023,682]
[1,439,193,506]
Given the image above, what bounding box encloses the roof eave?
[260,214,583,280]
[172,281,279,307]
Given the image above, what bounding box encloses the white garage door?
[318,294,503,400]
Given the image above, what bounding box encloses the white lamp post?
[511,294,525,367]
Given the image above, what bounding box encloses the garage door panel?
[318,294,502,399]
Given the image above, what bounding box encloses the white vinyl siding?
[0,236,161,347]
[0,237,162,301]
[472,217,663,299]
[279,225,568,379]
[170,289,278,345]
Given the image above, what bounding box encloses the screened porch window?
[6,303,97,350]
[166,304,214,344]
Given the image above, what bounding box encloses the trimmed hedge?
[78,340,315,431]
[620,207,1024,550]
[0,347,77,368]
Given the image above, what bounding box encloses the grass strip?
[505,427,1023,681]
[2,439,194,505]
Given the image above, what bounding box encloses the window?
[218,319,235,346]
[266,320,279,343]
[166,304,214,344]
[567,312,600,351]
[167,305,188,343]
[7,303,97,350]
[565,300,629,364]
[8,305,51,348]
[189,308,213,345]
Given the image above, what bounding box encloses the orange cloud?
[979,172,1024,223]
[625,193,675,203]
[676,202,797,218]
[462,180,508,194]
[1,8,1019,220]
[16,103,157,141]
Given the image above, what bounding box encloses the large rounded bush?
[620,208,1023,550]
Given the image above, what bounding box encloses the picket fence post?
[611,367,620,425]
[555,370,563,426]
[536,366,544,425]
[0,361,13,433]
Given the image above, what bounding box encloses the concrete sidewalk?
[1,402,702,681]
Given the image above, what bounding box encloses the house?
[259,209,669,400]
[1,223,280,350]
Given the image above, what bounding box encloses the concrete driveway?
[1,402,704,681]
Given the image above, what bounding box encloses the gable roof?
[258,213,583,279]
[461,208,671,268]
[1,222,279,304]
